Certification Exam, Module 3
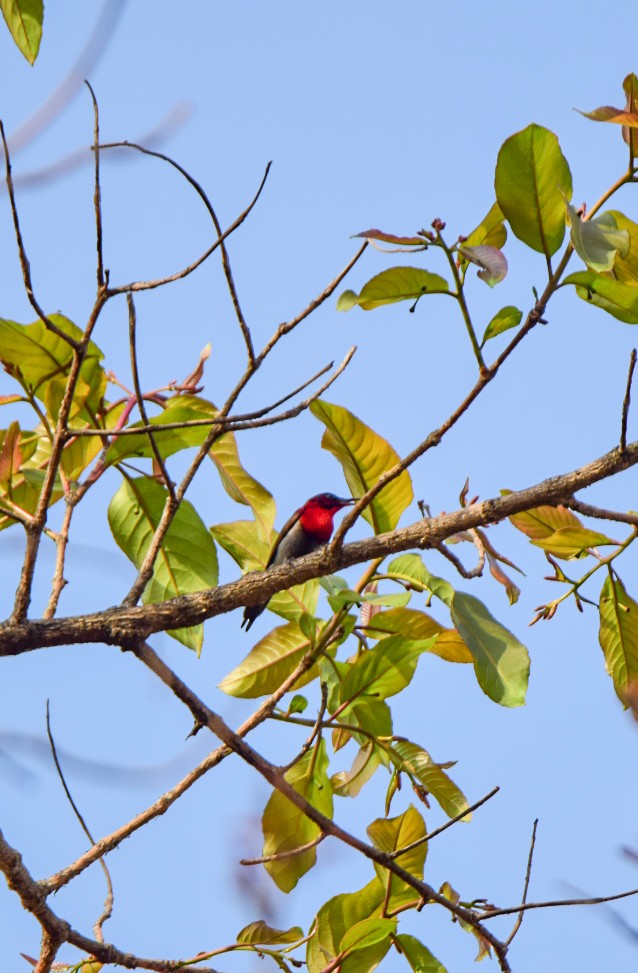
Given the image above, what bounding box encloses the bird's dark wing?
[265,506,302,567]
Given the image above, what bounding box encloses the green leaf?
[209,431,275,542]
[340,917,396,955]
[211,518,319,621]
[107,477,218,652]
[533,526,616,559]
[599,574,638,704]
[450,592,530,707]
[306,878,385,973]
[219,621,327,697]
[310,399,413,533]
[236,920,303,945]
[395,934,449,973]
[105,395,217,465]
[365,607,472,664]
[392,740,470,820]
[0,315,106,421]
[563,270,638,324]
[339,636,436,705]
[0,0,42,63]
[495,123,572,257]
[337,267,449,311]
[332,742,382,797]
[606,211,638,283]
[288,693,308,715]
[565,204,630,273]
[367,805,427,906]
[462,201,507,251]
[262,742,333,892]
[481,306,523,346]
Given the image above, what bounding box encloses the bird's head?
[298,493,356,540]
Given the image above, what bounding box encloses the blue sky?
[1,3,638,972]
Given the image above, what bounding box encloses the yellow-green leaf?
[505,498,583,540]
[367,805,427,906]
[563,270,638,324]
[395,934,449,973]
[462,201,507,251]
[392,740,470,820]
[332,743,382,797]
[219,620,327,697]
[566,204,630,273]
[495,124,572,257]
[262,742,333,892]
[606,211,638,284]
[364,607,472,664]
[0,0,43,63]
[481,306,523,346]
[236,921,303,945]
[599,574,638,705]
[450,592,529,707]
[534,526,616,559]
[337,266,448,311]
[107,477,218,652]
[339,636,436,705]
[310,399,413,533]
[306,878,385,973]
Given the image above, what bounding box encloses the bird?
[241,492,355,631]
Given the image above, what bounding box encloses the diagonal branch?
[2,438,637,654]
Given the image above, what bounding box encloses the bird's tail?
[241,603,265,631]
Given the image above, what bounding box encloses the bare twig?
[106,140,255,361]
[565,498,638,527]
[239,832,326,866]
[505,818,538,946]
[128,639,512,972]
[43,496,74,619]
[0,121,79,348]
[480,886,638,921]
[8,0,126,156]
[45,702,114,941]
[104,157,272,295]
[435,528,485,580]
[621,348,637,452]
[388,786,500,859]
[281,682,329,773]
[85,81,105,290]
[127,294,175,497]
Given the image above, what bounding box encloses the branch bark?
[1,439,636,655]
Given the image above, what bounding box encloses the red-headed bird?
[241,492,355,631]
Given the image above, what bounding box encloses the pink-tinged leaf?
[353,228,427,247]
[577,105,638,127]
[457,245,508,287]
[0,421,23,485]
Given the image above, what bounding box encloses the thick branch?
[1,440,636,654]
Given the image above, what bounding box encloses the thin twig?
[239,832,326,866]
[388,786,500,859]
[480,886,638,920]
[505,818,538,946]
[280,682,329,773]
[104,155,272,295]
[127,294,175,498]
[85,80,105,290]
[0,121,79,348]
[128,638,512,971]
[45,702,114,941]
[108,141,255,361]
[621,348,637,452]
[565,497,638,527]
[435,528,485,580]
[43,496,74,619]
